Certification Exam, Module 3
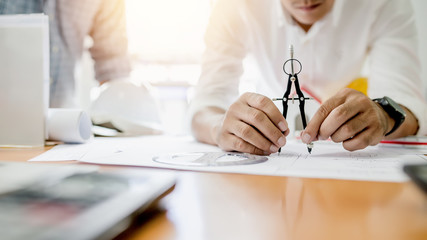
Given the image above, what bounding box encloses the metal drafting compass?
[273,45,313,153]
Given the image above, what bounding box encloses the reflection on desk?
[1,147,427,240]
[162,173,427,240]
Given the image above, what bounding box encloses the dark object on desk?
[272,45,313,154]
[373,96,406,136]
[0,161,175,240]
[403,164,427,195]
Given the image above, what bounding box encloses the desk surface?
[1,147,427,240]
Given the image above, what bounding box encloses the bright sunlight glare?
[126,0,212,63]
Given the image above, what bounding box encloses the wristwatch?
[373,96,406,136]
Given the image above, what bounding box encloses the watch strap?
[373,96,406,136]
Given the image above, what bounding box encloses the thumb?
[301,97,340,143]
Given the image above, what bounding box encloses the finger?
[219,133,268,155]
[236,107,286,148]
[341,127,383,151]
[330,114,367,143]
[242,93,288,132]
[302,95,345,143]
[231,121,279,153]
[319,100,362,141]
[226,99,286,148]
[283,127,290,137]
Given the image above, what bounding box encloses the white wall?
[412,0,427,99]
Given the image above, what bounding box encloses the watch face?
[383,96,406,118]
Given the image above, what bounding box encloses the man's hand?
[301,88,395,151]
[192,92,289,155]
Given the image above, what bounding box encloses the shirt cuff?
[396,97,427,136]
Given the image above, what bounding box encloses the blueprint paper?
[30,135,427,182]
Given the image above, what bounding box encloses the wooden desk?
[1,148,427,240]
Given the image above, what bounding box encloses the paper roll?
[47,108,92,143]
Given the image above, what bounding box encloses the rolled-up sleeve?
[368,0,427,135]
[188,0,248,119]
[89,0,131,81]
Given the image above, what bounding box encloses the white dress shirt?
[190,0,427,135]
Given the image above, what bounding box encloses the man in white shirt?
[190,0,427,155]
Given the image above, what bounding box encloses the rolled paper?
[47,108,92,143]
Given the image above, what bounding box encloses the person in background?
[0,0,161,134]
[0,0,130,107]
[190,0,427,155]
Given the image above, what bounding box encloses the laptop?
[0,161,175,240]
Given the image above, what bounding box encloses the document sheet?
[30,135,427,182]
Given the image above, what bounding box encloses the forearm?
[385,106,419,139]
[191,107,226,146]
[90,0,131,81]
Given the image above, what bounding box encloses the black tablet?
[403,164,427,194]
[0,161,176,240]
